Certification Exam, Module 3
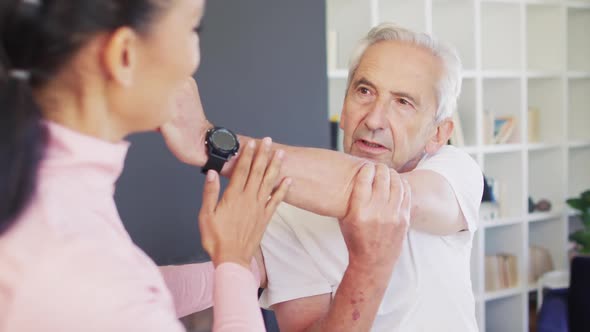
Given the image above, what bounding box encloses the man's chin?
[350,149,392,166]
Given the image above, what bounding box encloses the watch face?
[211,129,237,152]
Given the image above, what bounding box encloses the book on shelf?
[485,253,519,292]
[528,107,540,143]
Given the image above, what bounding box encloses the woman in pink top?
[0,0,291,331]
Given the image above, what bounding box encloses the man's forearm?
[306,262,392,331]
[219,136,368,219]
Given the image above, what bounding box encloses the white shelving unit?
[326,1,590,331]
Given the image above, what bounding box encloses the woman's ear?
[425,117,454,154]
[103,27,138,87]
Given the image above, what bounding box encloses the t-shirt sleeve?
[415,146,483,233]
[160,259,261,319]
[159,262,215,318]
[212,263,266,332]
[259,205,333,309]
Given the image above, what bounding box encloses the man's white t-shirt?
[260,146,483,332]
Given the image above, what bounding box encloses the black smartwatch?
[202,126,240,174]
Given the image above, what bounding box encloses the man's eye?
[398,98,410,106]
[359,87,370,95]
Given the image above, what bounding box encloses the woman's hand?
[160,77,211,166]
[199,138,292,268]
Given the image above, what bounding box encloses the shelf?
[481,144,523,154]
[378,0,425,33]
[528,211,564,223]
[484,287,523,301]
[528,77,564,144]
[462,70,477,79]
[527,143,562,151]
[530,218,569,270]
[529,148,565,213]
[324,2,584,330]
[432,1,476,69]
[482,0,524,4]
[568,7,590,72]
[482,217,524,229]
[327,69,348,79]
[527,71,562,79]
[569,148,590,197]
[481,2,522,71]
[568,71,590,79]
[569,140,590,149]
[527,5,565,72]
[526,0,563,4]
[485,154,525,220]
[326,0,372,70]
[568,78,590,141]
[483,79,523,144]
[568,1,590,9]
[481,70,522,79]
[328,77,347,120]
[485,292,525,331]
[457,79,477,146]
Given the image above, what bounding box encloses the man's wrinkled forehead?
[354,41,441,106]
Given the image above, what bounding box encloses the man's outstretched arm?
[161,78,469,234]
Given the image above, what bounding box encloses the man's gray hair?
[347,23,463,122]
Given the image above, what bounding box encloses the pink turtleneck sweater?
[0,122,265,332]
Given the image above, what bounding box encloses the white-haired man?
[257,23,483,331]
[162,23,482,332]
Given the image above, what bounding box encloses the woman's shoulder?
[1,219,177,332]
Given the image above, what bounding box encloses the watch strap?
[202,153,227,174]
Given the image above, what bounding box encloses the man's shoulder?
[425,144,471,160]
[417,145,480,173]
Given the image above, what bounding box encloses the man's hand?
[270,164,411,332]
[340,163,411,271]
[160,77,211,166]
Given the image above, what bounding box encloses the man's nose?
[363,100,388,131]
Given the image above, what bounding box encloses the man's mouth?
[359,139,385,148]
[354,139,390,153]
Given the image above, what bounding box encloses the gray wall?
[115,0,327,271]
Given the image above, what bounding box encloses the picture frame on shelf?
[494,116,517,144]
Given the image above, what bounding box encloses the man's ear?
[425,117,454,154]
[103,27,138,87]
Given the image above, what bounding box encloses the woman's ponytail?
[0,0,47,234]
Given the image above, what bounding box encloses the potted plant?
[568,190,590,255]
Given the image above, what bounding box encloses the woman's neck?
[34,77,128,143]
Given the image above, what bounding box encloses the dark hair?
[0,0,166,234]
